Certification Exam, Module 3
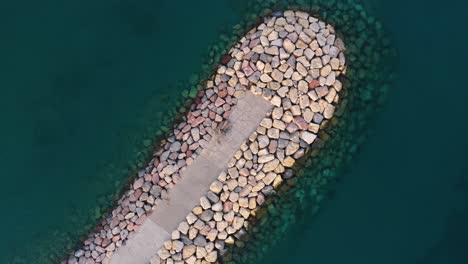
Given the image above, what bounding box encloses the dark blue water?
[0,0,467,263]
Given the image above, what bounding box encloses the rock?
[313,113,324,124]
[191,128,200,141]
[297,62,308,77]
[324,104,335,119]
[200,210,214,222]
[183,245,196,259]
[267,128,280,139]
[265,46,279,55]
[293,116,309,130]
[260,73,272,82]
[262,172,277,185]
[320,65,332,77]
[271,69,284,82]
[282,156,295,167]
[325,71,336,86]
[309,79,320,89]
[275,17,287,26]
[209,181,223,194]
[315,86,329,98]
[205,251,218,262]
[301,131,317,144]
[170,141,181,152]
[185,212,198,225]
[196,246,207,259]
[286,142,299,155]
[178,221,189,235]
[172,240,184,253]
[194,236,207,247]
[258,135,270,148]
[200,196,211,210]
[263,159,279,172]
[258,154,275,163]
[270,96,282,107]
[283,39,295,53]
[330,57,340,70]
[311,58,322,68]
[158,248,171,260]
[74,250,84,258]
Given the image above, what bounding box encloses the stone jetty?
[66,10,346,264]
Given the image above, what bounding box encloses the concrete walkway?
[109,91,272,264]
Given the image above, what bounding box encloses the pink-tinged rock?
[129,189,142,202]
[112,235,120,242]
[225,96,233,105]
[309,79,320,89]
[94,236,102,246]
[175,130,183,140]
[144,174,152,182]
[220,54,232,65]
[249,61,257,71]
[133,178,144,190]
[215,97,225,107]
[218,88,228,98]
[215,114,223,122]
[189,142,199,150]
[181,142,188,152]
[223,201,233,212]
[227,86,235,95]
[243,66,254,77]
[199,125,206,136]
[286,122,299,133]
[209,111,216,120]
[151,173,159,184]
[315,86,329,98]
[249,38,260,48]
[293,117,309,130]
[241,59,249,68]
[257,194,265,205]
[191,110,201,117]
[166,182,175,189]
[101,239,111,247]
[127,222,135,231]
[182,124,191,133]
[172,174,181,184]
[135,215,147,225]
[110,218,120,229]
[119,221,127,229]
[191,116,205,127]
[223,109,233,119]
[186,150,193,157]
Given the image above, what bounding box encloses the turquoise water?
[0,0,467,263]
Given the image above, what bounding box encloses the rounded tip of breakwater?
[66,8,349,264]
[61,1,396,264]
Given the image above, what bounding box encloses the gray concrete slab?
[109,92,272,264]
[110,220,170,264]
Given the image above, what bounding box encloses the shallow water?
[0,0,467,263]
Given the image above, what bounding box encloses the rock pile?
[152,10,346,264]
[66,43,243,264]
[67,9,346,264]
